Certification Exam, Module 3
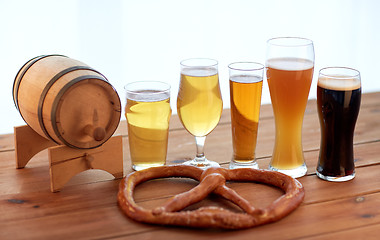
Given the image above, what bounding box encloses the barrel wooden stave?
[14,55,121,149]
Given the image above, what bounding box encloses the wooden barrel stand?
[14,125,123,192]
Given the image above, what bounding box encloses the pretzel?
[118,165,304,229]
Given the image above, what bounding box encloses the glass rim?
[228,62,264,71]
[124,81,171,94]
[180,58,218,68]
[267,37,313,47]
[319,67,360,79]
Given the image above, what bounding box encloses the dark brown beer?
[317,76,361,180]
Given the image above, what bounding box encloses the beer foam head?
[266,57,314,71]
[127,90,170,102]
[318,67,361,91]
[230,74,262,83]
[318,76,361,91]
[125,81,170,102]
[181,67,218,77]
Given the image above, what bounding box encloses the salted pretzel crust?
[118,165,305,229]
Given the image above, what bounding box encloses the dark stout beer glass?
[316,67,361,182]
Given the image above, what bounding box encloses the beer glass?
[125,81,171,171]
[228,62,264,169]
[266,37,314,178]
[177,58,223,168]
[316,67,361,181]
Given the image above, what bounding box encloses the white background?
[1,0,379,134]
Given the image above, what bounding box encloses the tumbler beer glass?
[228,62,264,169]
[316,67,361,181]
[125,81,171,171]
[266,37,314,178]
[177,58,223,168]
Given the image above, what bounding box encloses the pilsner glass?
[177,58,223,168]
[316,67,361,182]
[266,37,314,178]
[125,81,171,171]
[228,62,264,169]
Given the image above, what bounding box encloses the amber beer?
[267,58,314,171]
[228,62,264,169]
[125,82,171,171]
[316,68,361,181]
[177,68,223,137]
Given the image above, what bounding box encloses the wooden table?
[1,92,380,239]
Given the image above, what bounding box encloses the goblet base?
[269,163,307,178]
[132,163,165,171]
[229,160,258,169]
[316,170,355,182]
[183,159,220,169]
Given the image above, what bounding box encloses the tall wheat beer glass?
[125,81,171,171]
[177,58,223,168]
[266,37,314,178]
[316,67,361,181]
[228,62,264,169]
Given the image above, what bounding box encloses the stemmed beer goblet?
[177,58,223,168]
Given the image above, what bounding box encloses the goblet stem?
[183,135,219,168]
[194,136,206,162]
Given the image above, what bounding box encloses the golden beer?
[125,87,171,171]
[177,68,223,137]
[230,75,263,163]
[267,57,313,170]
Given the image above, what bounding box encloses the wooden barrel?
[13,55,121,149]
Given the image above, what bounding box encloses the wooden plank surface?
[1,92,380,239]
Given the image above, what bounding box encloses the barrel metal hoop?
[37,66,100,144]
[12,54,67,111]
[51,75,108,148]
